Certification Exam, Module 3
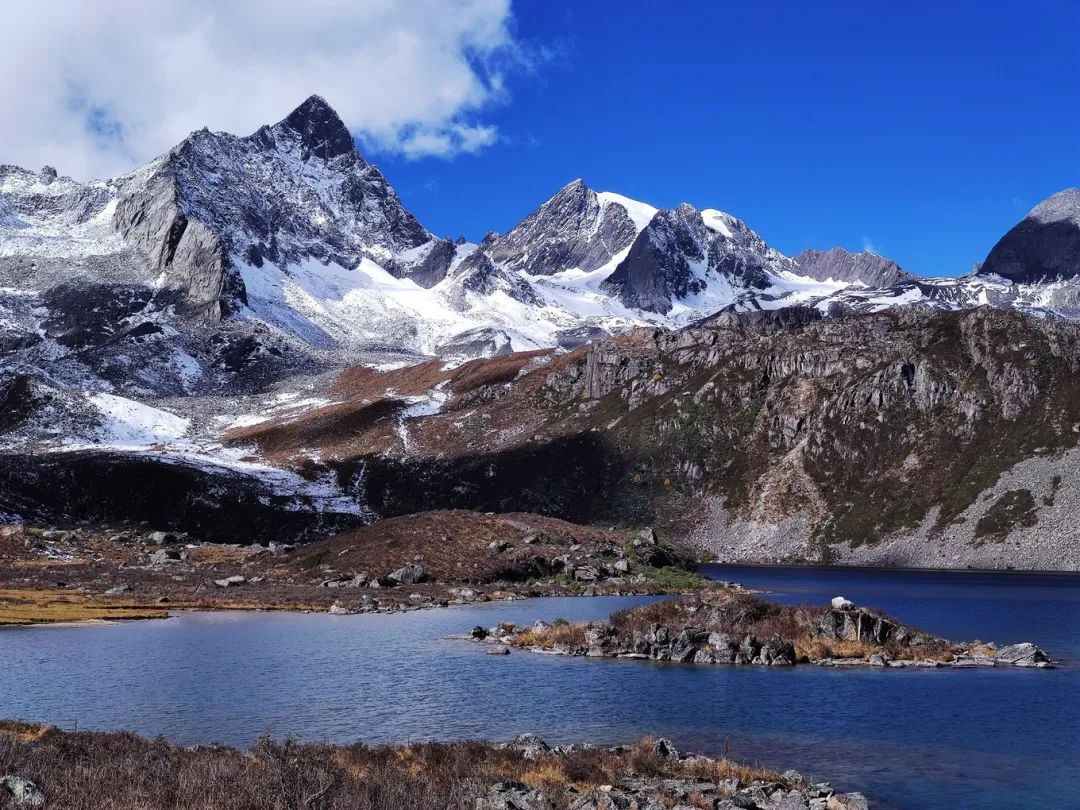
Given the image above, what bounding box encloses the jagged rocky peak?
[273,94,356,161]
[485,178,656,276]
[793,247,913,288]
[601,201,791,314]
[111,95,433,321]
[979,188,1080,283]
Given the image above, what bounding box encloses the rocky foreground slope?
[0,721,870,810]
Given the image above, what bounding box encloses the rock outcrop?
[794,247,913,288]
[467,590,1054,669]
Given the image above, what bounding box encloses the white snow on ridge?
[598,191,658,231]
[700,208,735,239]
[84,392,190,447]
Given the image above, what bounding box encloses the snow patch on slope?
[81,392,190,447]
[598,191,657,232]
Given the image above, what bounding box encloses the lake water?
[3,565,1078,808]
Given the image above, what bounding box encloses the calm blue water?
[2,566,1078,809]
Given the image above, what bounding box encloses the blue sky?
[377,0,1079,277]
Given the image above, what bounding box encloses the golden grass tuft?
[0,589,168,625]
[512,623,589,649]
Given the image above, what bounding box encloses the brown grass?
[521,589,959,662]
[512,623,590,649]
[0,724,785,810]
[0,589,168,625]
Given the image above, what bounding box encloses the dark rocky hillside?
[41,304,1064,569]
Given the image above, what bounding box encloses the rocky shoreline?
[0,722,870,810]
[0,516,711,626]
[462,590,1054,670]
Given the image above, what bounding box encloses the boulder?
[995,642,1050,667]
[573,564,602,582]
[213,575,246,588]
[636,527,657,546]
[487,646,511,655]
[634,544,675,568]
[507,733,551,760]
[328,602,350,615]
[757,633,796,666]
[476,781,553,810]
[652,737,680,761]
[736,634,761,664]
[150,548,181,565]
[387,563,426,585]
[671,628,707,662]
[0,776,46,807]
[469,625,489,640]
[104,585,131,595]
[827,793,869,810]
[147,530,183,546]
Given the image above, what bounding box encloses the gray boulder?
[0,776,46,807]
[147,530,182,546]
[826,793,869,810]
[757,634,796,666]
[652,737,680,761]
[995,642,1050,667]
[150,548,181,565]
[476,781,553,810]
[387,563,426,585]
[507,733,551,760]
[213,575,246,588]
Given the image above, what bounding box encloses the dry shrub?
[513,623,589,649]
[0,722,805,810]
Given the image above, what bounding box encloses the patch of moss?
[635,565,711,590]
[974,489,1038,542]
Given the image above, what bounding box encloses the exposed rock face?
[112,164,233,322]
[485,179,647,276]
[794,247,913,288]
[979,188,1080,283]
[114,94,433,322]
[816,607,901,645]
[601,203,790,313]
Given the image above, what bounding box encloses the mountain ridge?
[2,95,1080,570]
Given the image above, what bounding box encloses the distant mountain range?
[2,96,1079,569]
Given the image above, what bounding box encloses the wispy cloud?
[861,236,882,255]
[1,0,540,179]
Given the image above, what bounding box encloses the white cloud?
[861,236,881,255]
[1,0,529,180]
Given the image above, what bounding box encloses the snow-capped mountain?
[2,95,1079,447]
[3,94,1080,546]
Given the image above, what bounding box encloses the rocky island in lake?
[465,589,1054,669]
